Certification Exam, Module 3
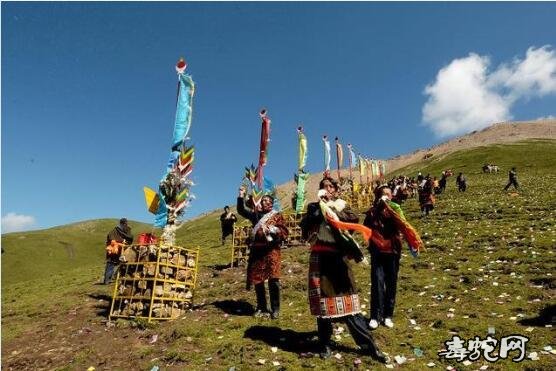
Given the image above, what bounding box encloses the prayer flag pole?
[347,143,354,182]
[323,135,331,177]
[257,109,271,189]
[335,137,343,181]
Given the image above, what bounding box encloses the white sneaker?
[369,319,379,329]
[384,318,394,328]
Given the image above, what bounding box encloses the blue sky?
[2,2,556,232]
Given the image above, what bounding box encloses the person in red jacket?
[237,187,288,319]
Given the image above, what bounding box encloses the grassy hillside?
[2,140,555,370]
[1,219,154,285]
[392,139,556,177]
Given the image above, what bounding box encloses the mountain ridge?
[274,119,556,209]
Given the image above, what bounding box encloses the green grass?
[1,219,154,285]
[2,140,556,370]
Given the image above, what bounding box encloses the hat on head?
[119,218,128,224]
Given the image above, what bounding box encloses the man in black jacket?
[103,218,133,284]
[504,167,520,191]
[219,206,237,245]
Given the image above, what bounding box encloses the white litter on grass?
[385,364,394,369]
[410,319,417,325]
[543,345,552,351]
[272,361,280,366]
[414,326,422,330]
[463,360,472,366]
[479,366,488,370]
[334,353,342,360]
[258,359,266,365]
[394,355,407,364]
[271,347,278,353]
[528,352,539,361]
[427,362,435,367]
[525,327,534,332]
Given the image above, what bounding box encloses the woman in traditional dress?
[300,177,386,362]
[237,187,288,319]
[418,176,435,216]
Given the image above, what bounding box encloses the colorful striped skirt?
[308,249,361,318]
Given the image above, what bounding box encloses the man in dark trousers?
[364,186,403,330]
[456,172,467,192]
[504,167,520,191]
[219,206,237,245]
[104,218,133,284]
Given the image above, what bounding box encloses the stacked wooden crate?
[283,212,305,246]
[109,243,199,322]
[230,212,307,266]
[231,224,251,267]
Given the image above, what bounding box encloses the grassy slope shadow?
[518,304,556,327]
[212,299,255,316]
[88,292,113,318]
[244,325,320,353]
[244,325,360,355]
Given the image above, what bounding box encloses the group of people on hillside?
[102,165,521,364]
[380,165,520,220]
[234,175,424,363]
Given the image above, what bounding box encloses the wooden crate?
[109,244,199,322]
[283,212,306,246]
[231,224,252,267]
[230,212,307,266]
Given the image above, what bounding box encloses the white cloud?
[536,115,555,120]
[423,45,556,137]
[1,213,36,233]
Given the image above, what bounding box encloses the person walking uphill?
[456,172,467,192]
[237,187,288,319]
[104,218,133,284]
[504,167,520,191]
[219,206,237,245]
[300,177,386,363]
[418,176,435,216]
